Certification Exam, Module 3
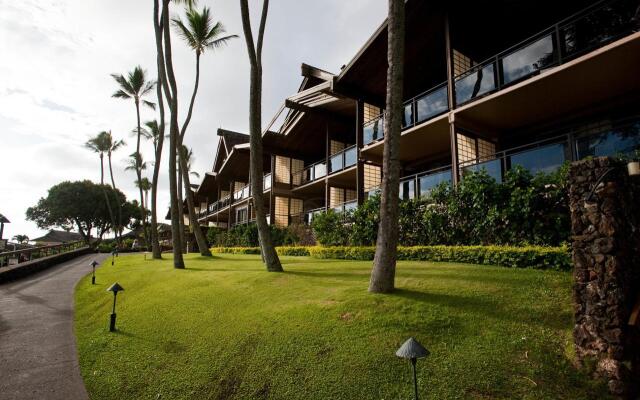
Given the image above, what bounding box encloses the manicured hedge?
[211,245,571,271]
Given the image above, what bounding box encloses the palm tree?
[143,119,165,259]
[125,152,149,233]
[136,177,152,218]
[12,234,29,244]
[172,6,236,257]
[111,66,156,247]
[176,145,201,251]
[104,131,126,243]
[369,0,405,293]
[85,131,117,239]
[240,0,282,272]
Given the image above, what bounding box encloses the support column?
[325,121,330,211]
[355,100,365,205]
[445,12,459,186]
[269,155,275,225]
[228,181,234,227]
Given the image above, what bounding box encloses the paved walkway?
[0,253,106,400]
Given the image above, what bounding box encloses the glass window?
[501,34,555,85]
[576,124,640,159]
[399,178,415,200]
[415,86,448,123]
[344,201,357,212]
[344,147,357,168]
[402,102,413,128]
[418,169,452,197]
[463,159,502,183]
[455,63,496,105]
[329,153,343,173]
[509,143,566,175]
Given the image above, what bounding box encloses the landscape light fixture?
[107,282,124,332]
[396,337,430,400]
[90,260,99,285]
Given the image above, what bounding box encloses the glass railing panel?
[576,122,640,159]
[363,117,384,145]
[399,178,416,201]
[561,0,637,60]
[344,147,357,168]
[344,200,358,212]
[264,174,272,190]
[463,159,502,183]
[415,85,448,124]
[329,153,343,173]
[242,186,250,198]
[509,143,567,175]
[455,63,496,105]
[501,34,556,85]
[418,169,452,197]
[402,102,413,128]
[314,162,326,179]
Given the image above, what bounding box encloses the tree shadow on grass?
[390,288,571,331]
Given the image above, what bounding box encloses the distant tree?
[240,0,283,272]
[104,131,126,243]
[12,234,29,244]
[172,5,236,256]
[26,181,135,245]
[370,0,405,293]
[85,131,117,241]
[111,66,156,247]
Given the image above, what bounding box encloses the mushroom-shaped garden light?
[396,337,429,400]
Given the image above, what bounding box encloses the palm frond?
[172,17,198,51]
[142,100,156,110]
[112,89,132,99]
[111,73,135,95]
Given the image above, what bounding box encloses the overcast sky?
[0,0,386,241]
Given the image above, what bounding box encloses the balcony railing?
[0,240,86,268]
[329,145,358,174]
[233,184,251,203]
[363,0,638,143]
[263,173,272,191]
[331,200,358,214]
[454,0,638,106]
[399,165,453,201]
[292,159,327,186]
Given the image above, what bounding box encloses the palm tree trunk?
[161,0,184,268]
[100,153,117,244]
[177,161,186,251]
[134,100,149,248]
[107,152,123,246]
[151,0,167,260]
[240,0,282,272]
[369,0,405,293]
[177,52,211,257]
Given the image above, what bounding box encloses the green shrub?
[311,210,350,246]
[276,246,311,256]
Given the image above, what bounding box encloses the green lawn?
[75,254,608,399]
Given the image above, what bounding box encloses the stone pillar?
[569,157,640,398]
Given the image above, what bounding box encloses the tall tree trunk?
[161,0,184,268]
[99,153,117,244]
[177,161,186,251]
[239,0,282,272]
[177,52,211,257]
[369,0,405,293]
[151,0,167,260]
[107,152,123,245]
[134,100,149,248]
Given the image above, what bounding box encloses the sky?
[0,0,387,241]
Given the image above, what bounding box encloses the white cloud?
[0,0,386,240]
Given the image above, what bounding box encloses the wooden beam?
[301,63,335,82]
[330,78,385,109]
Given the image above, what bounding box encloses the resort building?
[190,0,640,230]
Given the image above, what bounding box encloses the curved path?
[0,253,107,400]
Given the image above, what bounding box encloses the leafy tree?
[26,181,135,245]
[111,66,156,247]
[311,211,350,246]
[350,196,379,246]
[370,0,405,293]
[240,0,283,272]
[12,234,29,244]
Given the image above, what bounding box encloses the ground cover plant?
[75,253,608,399]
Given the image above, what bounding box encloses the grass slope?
[75,254,608,399]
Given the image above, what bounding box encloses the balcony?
[362,0,640,146]
[233,184,251,203]
[454,0,638,108]
[329,145,357,174]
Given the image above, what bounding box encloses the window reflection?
[576,123,640,159]
[455,64,496,105]
[399,179,415,200]
[509,143,566,174]
[501,35,555,85]
[416,86,448,123]
[419,170,452,197]
[463,159,502,183]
